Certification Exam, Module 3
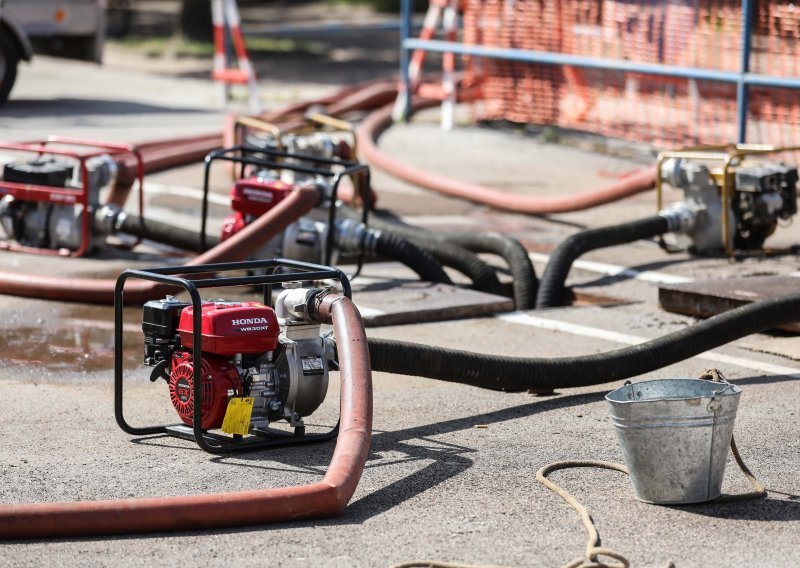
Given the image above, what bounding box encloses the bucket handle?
[701,368,736,412]
[698,369,767,502]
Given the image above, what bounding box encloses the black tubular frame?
[200,145,372,272]
[114,258,351,454]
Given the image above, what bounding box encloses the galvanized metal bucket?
[606,378,741,505]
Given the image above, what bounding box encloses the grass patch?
[109,36,325,59]
[246,36,326,55]
[325,0,424,12]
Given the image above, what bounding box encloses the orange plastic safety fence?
[458,0,800,147]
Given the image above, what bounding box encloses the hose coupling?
[307,287,337,324]
[277,286,341,325]
[660,157,687,188]
[334,218,380,255]
[297,180,328,208]
[275,285,324,323]
[94,205,125,236]
[659,202,696,234]
[85,154,119,191]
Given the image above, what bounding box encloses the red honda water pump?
[203,144,370,268]
[219,178,295,248]
[142,286,332,434]
[0,138,144,256]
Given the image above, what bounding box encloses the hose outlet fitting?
[659,202,697,235]
[334,218,379,255]
[297,180,328,208]
[660,158,687,189]
[94,205,125,236]
[275,285,323,323]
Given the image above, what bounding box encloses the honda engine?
[142,285,333,433]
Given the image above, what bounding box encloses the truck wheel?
[0,31,20,105]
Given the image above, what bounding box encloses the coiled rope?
[392,371,766,568]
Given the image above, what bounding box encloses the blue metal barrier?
[399,0,800,143]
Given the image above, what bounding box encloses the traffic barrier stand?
[212,0,262,114]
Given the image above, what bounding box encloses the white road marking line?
[527,252,693,285]
[357,306,388,317]
[398,215,477,227]
[499,311,800,377]
[145,183,231,207]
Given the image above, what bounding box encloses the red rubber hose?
[106,133,224,207]
[109,81,391,206]
[356,101,657,215]
[325,80,398,117]
[0,185,320,304]
[0,294,371,539]
[261,78,394,123]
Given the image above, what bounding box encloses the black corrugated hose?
[351,209,534,306]
[361,211,536,308]
[117,213,221,252]
[373,231,453,285]
[359,211,504,296]
[535,215,671,309]
[445,232,537,310]
[366,290,800,391]
[398,233,506,297]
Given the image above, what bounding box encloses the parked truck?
[0,0,107,104]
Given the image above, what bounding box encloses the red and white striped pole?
[391,0,461,130]
[391,0,445,122]
[211,0,262,114]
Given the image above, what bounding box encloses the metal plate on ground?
[351,279,514,327]
[659,275,800,332]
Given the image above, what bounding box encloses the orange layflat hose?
[357,100,657,215]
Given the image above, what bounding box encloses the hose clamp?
[307,287,336,323]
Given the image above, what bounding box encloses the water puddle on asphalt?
[0,284,273,377]
[0,307,143,374]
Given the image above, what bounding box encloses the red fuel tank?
[230,179,294,217]
[178,300,280,356]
